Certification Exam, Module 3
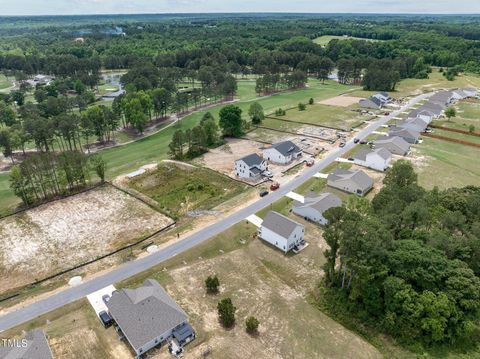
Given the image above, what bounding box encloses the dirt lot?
[195,138,265,181]
[152,221,381,359]
[319,95,363,107]
[0,185,173,293]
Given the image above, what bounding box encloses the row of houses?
[235,140,302,180]
[359,92,392,109]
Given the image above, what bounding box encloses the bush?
[205,275,220,294]
[217,298,236,327]
[298,103,306,111]
[275,108,286,116]
[308,98,314,105]
[245,316,260,334]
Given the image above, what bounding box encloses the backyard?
[410,137,480,189]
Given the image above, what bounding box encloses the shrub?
[308,98,314,105]
[217,298,236,327]
[298,103,307,111]
[205,275,220,294]
[245,316,260,334]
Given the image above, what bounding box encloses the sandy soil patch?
[0,185,173,293]
[319,95,363,107]
[195,138,264,180]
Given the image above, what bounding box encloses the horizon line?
[2,11,480,17]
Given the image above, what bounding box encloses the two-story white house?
[258,211,305,253]
[262,140,302,165]
[235,153,268,180]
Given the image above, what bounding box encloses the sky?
[0,0,480,16]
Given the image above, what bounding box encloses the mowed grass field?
[128,163,247,218]
[277,103,369,130]
[413,137,480,189]
[352,70,480,99]
[313,35,383,46]
[0,73,13,90]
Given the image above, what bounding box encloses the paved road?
[0,92,432,332]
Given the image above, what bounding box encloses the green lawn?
[96,83,119,96]
[431,128,480,145]
[313,35,383,46]
[128,163,247,218]
[434,100,480,133]
[278,103,369,130]
[352,70,480,99]
[414,137,480,189]
[0,73,13,91]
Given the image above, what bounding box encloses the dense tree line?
[10,151,105,206]
[322,160,480,345]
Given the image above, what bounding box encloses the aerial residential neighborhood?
[0,2,480,359]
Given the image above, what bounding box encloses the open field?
[278,103,371,130]
[410,137,480,189]
[434,99,480,133]
[319,94,363,107]
[0,185,173,294]
[127,162,247,218]
[313,35,383,46]
[351,70,480,99]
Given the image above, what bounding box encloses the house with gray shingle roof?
[359,92,391,109]
[429,91,454,107]
[327,168,373,196]
[259,211,305,253]
[396,117,429,133]
[0,329,53,359]
[106,279,195,358]
[388,126,421,144]
[352,147,392,171]
[293,192,342,225]
[373,135,410,156]
[263,140,302,164]
[235,153,268,180]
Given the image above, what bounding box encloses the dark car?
[99,310,113,328]
[339,142,346,148]
[348,157,355,161]
[353,138,360,144]
[360,140,367,144]
[259,190,269,197]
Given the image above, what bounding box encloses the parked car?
[360,140,367,144]
[425,128,433,133]
[259,190,269,197]
[102,294,111,304]
[306,159,314,167]
[339,142,346,148]
[384,112,390,116]
[347,157,354,161]
[353,138,360,144]
[99,311,113,328]
[263,170,273,178]
[270,182,280,191]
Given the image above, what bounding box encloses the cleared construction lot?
[0,185,173,294]
[4,222,382,359]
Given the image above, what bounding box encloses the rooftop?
[267,141,301,157]
[237,153,264,167]
[0,329,53,359]
[106,279,188,352]
[328,168,373,190]
[262,211,303,238]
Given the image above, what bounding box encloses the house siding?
[259,226,304,253]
